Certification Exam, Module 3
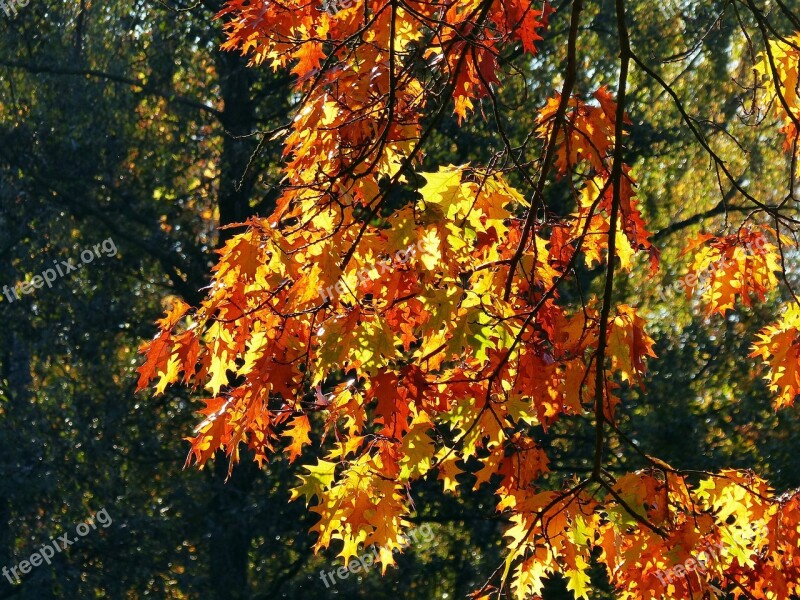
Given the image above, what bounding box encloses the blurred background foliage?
[0,0,797,598]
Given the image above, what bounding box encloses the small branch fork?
[503,0,585,302]
[591,0,631,483]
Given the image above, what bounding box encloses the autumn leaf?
[751,304,800,409]
[682,228,782,316]
[283,415,312,463]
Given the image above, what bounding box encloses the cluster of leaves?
[137,1,800,598]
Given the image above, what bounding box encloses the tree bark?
[205,38,260,600]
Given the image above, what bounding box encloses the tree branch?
[0,60,222,118]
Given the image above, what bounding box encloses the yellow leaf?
[565,555,591,600]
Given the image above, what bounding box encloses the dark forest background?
[1,1,798,598]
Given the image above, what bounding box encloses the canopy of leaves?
[136,1,800,599]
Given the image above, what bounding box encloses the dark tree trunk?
[216,49,258,245]
[205,41,259,600]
